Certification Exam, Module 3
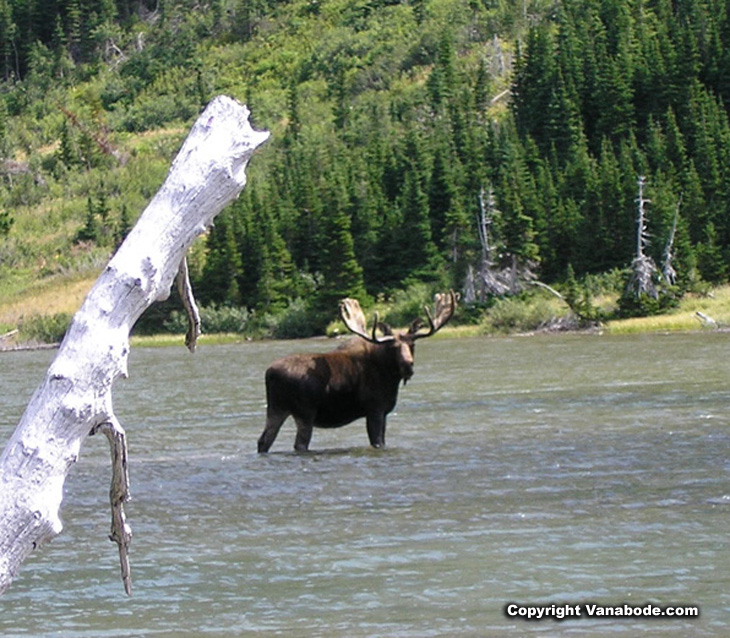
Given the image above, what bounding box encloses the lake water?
[0,333,728,636]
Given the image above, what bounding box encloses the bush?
[163,304,252,335]
[202,304,252,333]
[481,295,561,334]
[381,282,435,327]
[270,298,317,339]
[617,290,680,318]
[160,300,322,340]
[19,313,71,344]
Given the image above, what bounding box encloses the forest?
[1,0,730,338]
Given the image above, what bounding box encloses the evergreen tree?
[57,121,75,168]
[199,213,242,306]
[332,63,350,131]
[594,49,635,143]
[346,156,381,292]
[512,25,558,154]
[314,174,368,326]
[680,160,708,245]
[427,31,457,112]
[428,143,457,252]
[75,196,100,244]
[696,221,728,283]
[474,58,489,113]
[0,209,12,237]
[6,0,730,328]
[0,0,15,81]
[663,108,688,174]
[398,165,442,283]
[65,0,82,62]
[284,80,301,145]
[237,188,296,312]
[114,204,132,248]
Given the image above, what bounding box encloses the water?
[0,333,728,636]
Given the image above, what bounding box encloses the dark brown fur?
[258,291,456,452]
[257,336,415,452]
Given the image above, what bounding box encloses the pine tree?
[427,31,457,112]
[474,58,489,114]
[398,165,442,284]
[428,143,457,252]
[0,209,12,237]
[284,80,301,145]
[594,50,635,143]
[199,213,242,306]
[696,221,728,283]
[512,25,559,154]
[0,0,15,81]
[237,187,296,312]
[114,204,132,248]
[663,108,688,174]
[65,0,82,62]
[493,134,540,274]
[75,196,100,244]
[332,63,350,131]
[314,174,368,326]
[346,156,381,292]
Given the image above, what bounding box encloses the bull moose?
[257,291,457,453]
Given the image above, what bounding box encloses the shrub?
[202,304,252,333]
[270,298,317,339]
[163,304,252,335]
[381,282,434,327]
[481,295,561,334]
[617,290,680,318]
[19,313,71,344]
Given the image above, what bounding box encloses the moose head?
[338,290,458,383]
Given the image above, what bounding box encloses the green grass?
[5,261,730,348]
[606,287,730,334]
[129,332,249,348]
[0,273,97,330]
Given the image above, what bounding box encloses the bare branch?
[176,256,201,353]
[91,418,132,595]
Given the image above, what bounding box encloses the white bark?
[0,95,269,596]
[628,176,659,299]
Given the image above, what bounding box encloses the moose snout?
[400,361,414,381]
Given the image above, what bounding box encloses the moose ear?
[376,321,394,336]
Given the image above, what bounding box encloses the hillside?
[2,0,730,342]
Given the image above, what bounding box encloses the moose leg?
[366,413,386,448]
[258,408,289,453]
[293,416,314,452]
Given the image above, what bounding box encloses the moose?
[257,291,457,453]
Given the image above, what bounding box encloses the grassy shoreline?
[3,284,730,351]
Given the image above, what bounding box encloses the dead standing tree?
[0,96,269,596]
[464,185,536,303]
[626,176,659,299]
[662,194,681,287]
[465,186,510,302]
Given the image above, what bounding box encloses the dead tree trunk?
[0,96,269,596]
[626,175,659,299]
[662,194,681,286]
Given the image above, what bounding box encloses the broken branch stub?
[0,96,269,596]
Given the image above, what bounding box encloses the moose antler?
[411,290,458,340]
[339,298,395,343]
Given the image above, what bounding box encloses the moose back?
[257,291,457,453]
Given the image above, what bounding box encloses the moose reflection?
[257,291,457,453]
